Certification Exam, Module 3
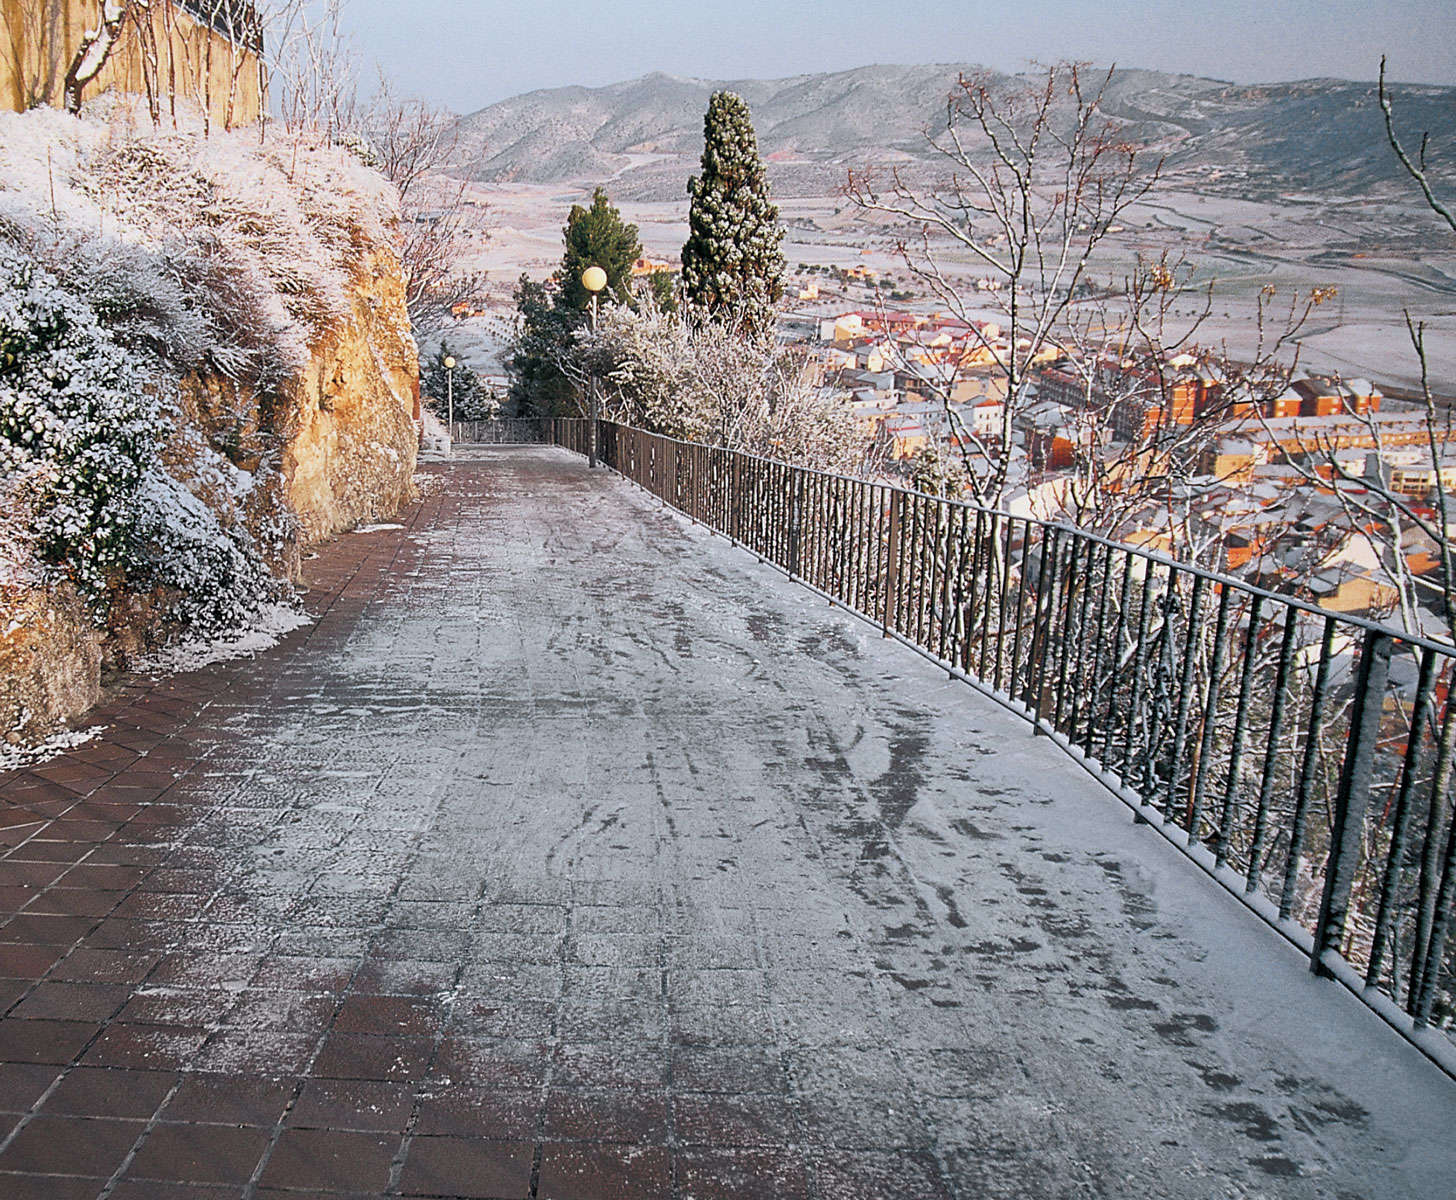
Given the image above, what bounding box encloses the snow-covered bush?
[0,245,159,603]
[129,468,274,632]
[0,100,400,394]
[572,300,872,473]
[0,243,275,632]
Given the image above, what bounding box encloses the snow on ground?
[0,725,104,772]
[454,178,1454,395]
[136,601,313,675]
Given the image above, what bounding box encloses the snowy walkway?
[0,445,1452,1199]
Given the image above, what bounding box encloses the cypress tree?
[682,92,785,336]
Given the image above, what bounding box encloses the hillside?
[453,64,1456,201]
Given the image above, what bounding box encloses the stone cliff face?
[0,585,101,747]
[2,249,420,746]
[278,247,421,548]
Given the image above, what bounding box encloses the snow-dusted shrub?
[129,468,274,632]
[0,246,275,631]
[0,245,159,603]
[572,301,872,473]
[0,100,401,394]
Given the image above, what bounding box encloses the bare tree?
[846,63,1159,508]
[3,0,66,110]
[364,79,488,335]
[1259,58,1456,646]
[1045,261,1332,566]
[265,0,359,140]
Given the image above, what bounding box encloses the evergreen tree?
[506,275,578,417]
[681,92,786,336]
[421,343,498,422]
[647,269,678,314]
[509,189,646,415]
[558,188,641,311]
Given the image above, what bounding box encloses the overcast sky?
[335,0,1456,113]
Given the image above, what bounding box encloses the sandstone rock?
[278,246,421,547]
[0,584,102,743]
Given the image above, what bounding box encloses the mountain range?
[451,63,1455,202]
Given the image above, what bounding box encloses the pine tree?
[507,274,578,417]
[422,343,498,422]
[558,188,641,312]
[682,92,786,337]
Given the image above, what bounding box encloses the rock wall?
[0,584,101,747]
[278,248,421,546]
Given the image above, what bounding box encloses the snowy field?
[434,177,1455,398]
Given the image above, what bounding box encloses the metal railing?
[450,418,547,445]
[534,417,1456,1072]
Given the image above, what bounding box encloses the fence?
[528,418,1456,1071]
[450,419,547,445]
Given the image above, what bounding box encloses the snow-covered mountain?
[452,64,1456,201]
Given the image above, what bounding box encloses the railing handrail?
[571,419,1456,659]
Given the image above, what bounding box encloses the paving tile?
[287,1078,416,1132]
[20,888,125,918]
[675,1093,796,1147]
[249,954,358,993]
[257,1128,398,1192]
[398,1136,534,1199]
[809,1149,955,1200]
[193,1030,317,1075]
[2,913,95,945]
[11,981,129,1022]
[0,1062,64,1111]
[675,1146,811,1200]
[48,949,158,985]
[543,1089,669,1144]
[0,944,63,979]
[671,1044,785,1094]
[553,1041,668,1091]
[311,1033,433,1081]
[0,1017,96,1064]
[0,1113,144,1176]
[332,993,441,1037]
[81,1024,208,1071]
[412,1087,540,1139]
[159,1073,295,1127]
[537,1142,671,1200]
[108,1183,242,1200]
[0,1173,112,1200]
[126,1122,271,1185]
[432,1038,551,1090]
[42,1066,178,1119]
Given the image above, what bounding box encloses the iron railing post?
[1313,630,1391,976]
[882,489,902,638]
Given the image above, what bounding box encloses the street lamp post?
[581,266,607,468]
[444,355,456,455]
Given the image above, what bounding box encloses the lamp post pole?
[444,355,456,455]
[581,266,607,469]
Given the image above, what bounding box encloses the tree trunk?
[63,0,129,115]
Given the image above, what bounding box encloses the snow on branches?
[0,244,275,632]
[0,100,400,393]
